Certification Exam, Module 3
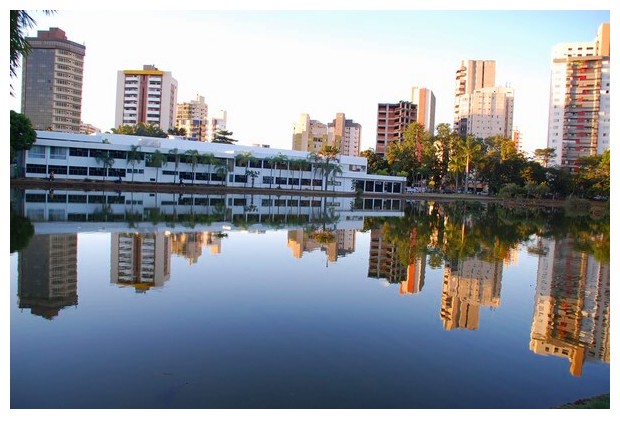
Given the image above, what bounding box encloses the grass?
[556,394,610,409]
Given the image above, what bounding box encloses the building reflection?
[529,237,610,376]
[367,229,427,294]
[110,232,171,292]
[171,231,222,264]
[287,229,355,263]
[440,257,503,330]
[17,234,78,319]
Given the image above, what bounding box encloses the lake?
[9,189,610,409]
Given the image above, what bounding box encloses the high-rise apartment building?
[375,101,417,155]
[206,110,228,142]
[114,64,178,131]
[328,113,362,156]
[453,59,514,139]
[455,87,514,139]
[292,113,362,156]
[175,94,208,141]
[21,28,85,132]
[547,23,610,171]
[411,87,436,135]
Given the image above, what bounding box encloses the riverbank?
[10,177,607,212]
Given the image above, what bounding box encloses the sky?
[7,4,612,157]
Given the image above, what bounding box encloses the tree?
[167,127,187,137]
[235,151,256,187]
[168,148,182,184]
[317,145,340,191]
[184,149,200,184]
[212,129,237,144]
[127,144,142,183]
[533,148,557,168]
[200,152,216,185]
[10,110,36,163]
[111,123,168,138]
[360,148,388,174]
[94,150,114,181]
[458,134,484,192]
[272,153,289,188]
[147,150,168,183]
[213,159,229,186]
[10,10,55,96]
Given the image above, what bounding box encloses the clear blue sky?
[8,5,611,156]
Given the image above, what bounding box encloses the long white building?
[18,131,406,195]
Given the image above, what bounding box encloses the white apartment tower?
[455,87,514,139]
[547,23,610,171]
[411,87,436,135]
[206,110,228,142]
[115,65,178,131]
[175,94,208,141]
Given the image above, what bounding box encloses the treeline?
[361,123,610,200]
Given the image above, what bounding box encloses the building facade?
[547,23,610,171]
[20,28,86,133]
[175,94,208,141]
[206,110,228,142]
[19,131,407,195]
[411,87,436,135]
[293,113,362,156]
[453,59,514,139]
[114,64,178,131]
[375,101,417,155]
[455,86,514,139]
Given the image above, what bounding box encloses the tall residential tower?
[20,28,86,132]
[375,101,417,155]
[547,23,610,171]
[411,87,436,135]
[115,64,178,131]
[453,59,514,139]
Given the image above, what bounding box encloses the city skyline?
[8,7,611,156]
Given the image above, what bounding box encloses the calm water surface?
[9,190,610,408]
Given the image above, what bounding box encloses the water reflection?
[530,237,610,376]
[12,190,610,385]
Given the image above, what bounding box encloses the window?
[50,147,67,159]
[28,146,46,159]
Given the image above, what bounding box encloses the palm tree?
[460,135,483,193]
[213,159,229,186]
[184,149,200,184]
[235,151,256,187]
[263,156,274,189]
[292,158,309,190]
[168,148,182,184]
[127,144,142,183]
[328,163,343,192]
[317,145,340,191]
[272,153,289,188]
[148,149,168,183]
[246,170,259,188]
[201,152,216,185]
[307,152,320,191]
[95,150,114,181]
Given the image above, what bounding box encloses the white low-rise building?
[17,131,406,195]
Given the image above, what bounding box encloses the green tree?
[10,110,37,163]
[235,151,256,188]
[360,148,388,174]
[459,134,484,192]
[167,127,187,137]
[317,145,340,191]
[213,159,229,186]
[272,153,289,188]
[200,152,216,185]
[168,148,182,184]
[126,144,142,183]
[94,150,114,181]
[147,150,168,183]
[111,123,168,138]
[533,148,556,168]
[10,10,55,95]
[184,149,200,184]
[212,129,237,144]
